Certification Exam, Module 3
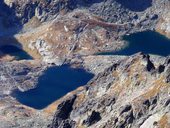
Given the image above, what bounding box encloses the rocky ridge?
[50,53,170,128]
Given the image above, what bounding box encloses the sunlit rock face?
[4,0,13,7]
[50,53,170,128]
[157,11,170,37]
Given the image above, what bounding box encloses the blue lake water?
[0,45,32,60]
[12,65,94,109]
[98,31,170,56]
[11,30,170,110]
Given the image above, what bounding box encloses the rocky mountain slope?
[0,0,170,128]
[50,53,170,128]
[0,0,169,64]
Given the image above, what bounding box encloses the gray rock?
[51,95,77,128]
[83,111,101,127]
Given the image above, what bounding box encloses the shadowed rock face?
[83,111,101,126]
[51,95,77,128]
[116,0,152,12]
[0,0,11,14]
[0,0,22,27]
[1,0,103,25]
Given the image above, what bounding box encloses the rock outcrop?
[51,95,76,128]
[156,10,170,38]
[0,60,45,94]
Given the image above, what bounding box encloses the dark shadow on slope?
[11,65,94,109]
[1,0,103,27]
[116,0,152,12]
[45,0,103,13]
[72,0,103,8]
[98,31,170,56]
[0,0,38,26]
[0,0,21,28]
[0,36,33,60]
[0,1,33,60]
[0,45,33,60]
